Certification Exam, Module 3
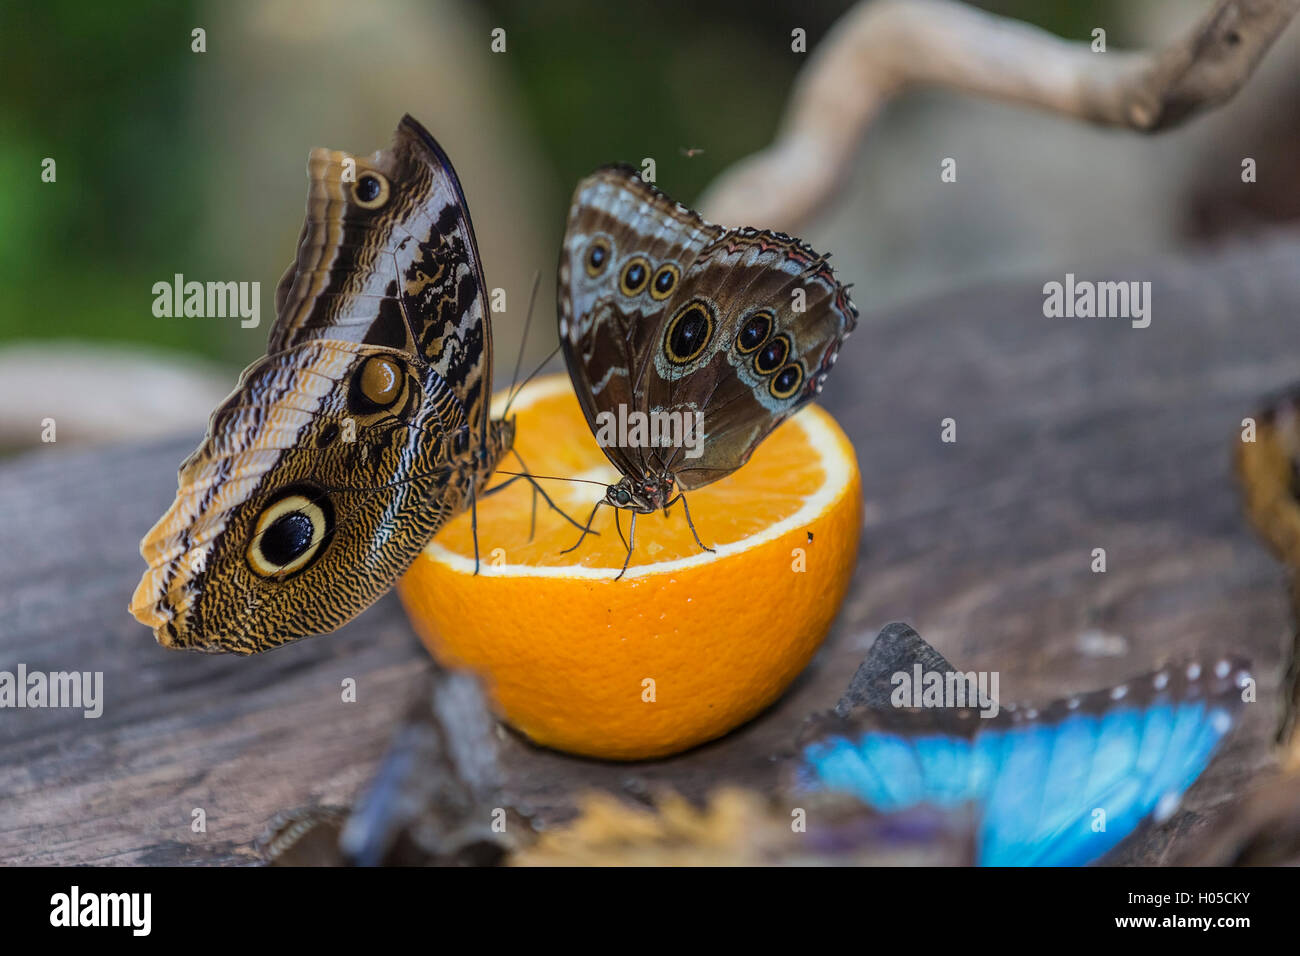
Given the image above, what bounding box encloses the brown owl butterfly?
[130,116,513,654]
[1235,385,1300,756]
[558,167,858,577]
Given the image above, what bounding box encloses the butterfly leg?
[508,448,591,537]
[470,481,481,575]
[561,500,605,555]
[615,511,637,581]
[529,482,538,541]
[483,473,522,494]
[480,471,574,534]
[479,472,535,537]
[481,474,525,495]
[613,509,629,554]
[478,463,592,541]
[668,493,714,554]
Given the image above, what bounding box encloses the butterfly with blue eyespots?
[794,623,1253,867]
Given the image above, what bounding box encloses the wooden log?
[2,232,1297,864]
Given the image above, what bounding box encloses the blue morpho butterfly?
[794,623,1252,866]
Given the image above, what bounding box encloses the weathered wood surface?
[2,232,1298,865]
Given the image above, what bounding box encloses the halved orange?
[397,374,862,760]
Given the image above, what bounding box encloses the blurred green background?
[0,0,1141,369]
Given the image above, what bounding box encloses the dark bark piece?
[338,669,519,866]
[834,621,957,717]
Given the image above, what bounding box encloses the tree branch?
[698,0,1299,232]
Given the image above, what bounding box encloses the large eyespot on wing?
[734,308,773,355]
[245,485,334,578]
[130,340,363,650]
[662,298,715,366]
[351,170,390,210]
[348,353,409,415]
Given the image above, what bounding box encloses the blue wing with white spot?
[798,628,1250,867]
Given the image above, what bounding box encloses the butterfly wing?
[558,167,856,489]
[559,166,723,480]
[644,225,857,489]
[980,695,1240,866]
[131,117,498,653]
[273,114,493,441]
[1235,385,1300,752]
[799,650,1250,866]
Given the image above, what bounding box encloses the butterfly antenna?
[483,460,604,537]
[504,270,542,410]
[502,342,563,418]
[560,499,606,556]
[493,470,608,487]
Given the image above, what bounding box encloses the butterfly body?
[131,116,509,653]
[605,474,674,514]
[557,167,858,575]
